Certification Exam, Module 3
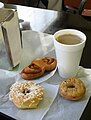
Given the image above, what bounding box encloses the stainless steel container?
[0,9,21,70]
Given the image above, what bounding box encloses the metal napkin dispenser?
[0,9,21,70]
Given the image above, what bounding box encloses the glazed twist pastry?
[21,57,57,80]
[33,57,57,71]
[41,57,57,71]
[21,63,45,80]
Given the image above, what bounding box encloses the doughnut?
[9,81,44,109]
[32,57,57,71]
[41,57,57,71]
[59,78,86,101]
[32,59,46,69]
[21,57,57,80]
[21,63,45,80]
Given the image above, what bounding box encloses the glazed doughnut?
[41,57,57,71]
[33,57,57,71]
[9,81,44,109]
[21,57,57,80]
[32,59,46,69]
[59,78,86,100]
[21,63,45,80]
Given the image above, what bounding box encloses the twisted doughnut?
[21,63,45,80]
[21,57,57,80]
[41,57,57,71]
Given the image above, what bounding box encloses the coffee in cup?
[54,29,86,78]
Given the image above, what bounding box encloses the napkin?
[14,30,56,84]
[0,69,59,120]
[0,30,59,120]
[17,31,91,120]
[19,30,54,71]
[43,67,91,120]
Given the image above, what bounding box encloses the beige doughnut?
[59,78,86,100]
[9,81,44,109]
[41,57,57,71]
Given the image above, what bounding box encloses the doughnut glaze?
[59,78,86,100]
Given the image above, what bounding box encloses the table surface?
[0,3,91,120]
[5,4,91,68]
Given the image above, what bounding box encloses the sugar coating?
[9,81,44,102]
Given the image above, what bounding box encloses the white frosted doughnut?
[9,81,44,109]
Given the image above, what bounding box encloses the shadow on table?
[80,97,91,120]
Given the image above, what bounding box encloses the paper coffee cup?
[54,29,86,78]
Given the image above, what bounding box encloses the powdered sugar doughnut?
[9,81,44,109]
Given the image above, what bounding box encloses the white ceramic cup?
[54,29,86,78]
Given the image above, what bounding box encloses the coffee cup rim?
[54,29,86,47]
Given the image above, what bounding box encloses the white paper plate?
[16,66,57,83]
[15,50,57,83]
[0,83,59,120]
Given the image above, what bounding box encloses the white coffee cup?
[54,29,86,78]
